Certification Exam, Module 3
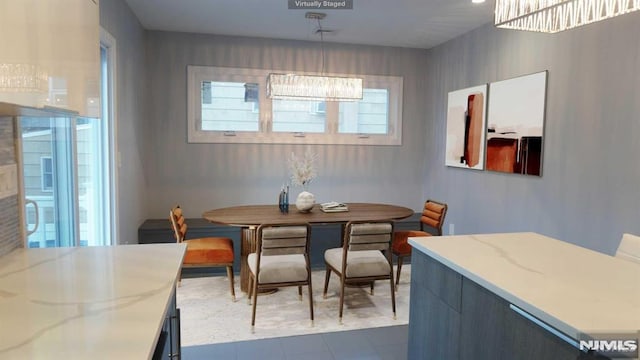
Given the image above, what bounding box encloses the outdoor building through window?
[187,66,403,145]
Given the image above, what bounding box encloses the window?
[187,66,403,145]
[41,157,53,192]
[200,81,260,132]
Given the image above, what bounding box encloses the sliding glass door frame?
[101,27,118,246]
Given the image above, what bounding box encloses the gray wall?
[423,14,640,254]
[143,32,429,219]
[99,0,148,244]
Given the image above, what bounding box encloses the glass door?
[20,113,112,248]
[21,116,78,247]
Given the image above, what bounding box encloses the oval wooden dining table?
[202,203,414,293]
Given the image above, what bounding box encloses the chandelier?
[266,74,362,101]
[495,0,640,33]
[0,63,48,92]
[266,12,363,101]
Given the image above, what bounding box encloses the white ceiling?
[123,0,496,49]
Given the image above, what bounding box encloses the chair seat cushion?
[184,237,234,264]
[392,230,430,255]
[248,253,308,284]
[324,248,390,278]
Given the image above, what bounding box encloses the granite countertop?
[0,243,186,359]
[409,232,640,339]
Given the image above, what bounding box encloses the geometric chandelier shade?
[266,73,363,102]
[495,0,640,33]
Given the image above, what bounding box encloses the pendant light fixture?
[495,0,640,33]
[267,12,363,101]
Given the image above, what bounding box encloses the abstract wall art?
[485,71,547,176]
[445,84,488,170]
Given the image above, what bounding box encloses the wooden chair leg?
[251,277,259,328]
[323,268,331,299]
[395,255,404,288]
[390,274,397,320]
[247,274,253,305]
[370,281,374,295]
[339,277,346,324]
[308,283,314,323]
[298,286,303,300]
[227,266,236,302]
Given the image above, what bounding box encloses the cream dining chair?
[248,223,314,328]
[323,220,396,323]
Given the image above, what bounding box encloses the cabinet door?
[0,0,100,117]
[408,278,461,359]
[505,307,579,360]
[459,278,509,360]
[408,251,462,359]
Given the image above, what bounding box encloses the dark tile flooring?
[182,324,408,360]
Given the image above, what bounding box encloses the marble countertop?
[0,243,186,359]
[409,232,640,339]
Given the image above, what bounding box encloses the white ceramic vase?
[295,191,315,212]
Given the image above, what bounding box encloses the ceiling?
[123,0,496,49]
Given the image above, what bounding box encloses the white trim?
[40,156,53,192]
[187,65,403,145]
[100,27,119,245]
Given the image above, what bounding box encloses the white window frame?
[40,157,53,192]
[187,65,403,145]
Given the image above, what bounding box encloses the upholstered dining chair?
[323,220,396,323]
[248,223,313,328]
[392,199,447,288]
[169,205,236,301]
[616,233,640,264]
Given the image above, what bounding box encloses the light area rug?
[177,265,411,346]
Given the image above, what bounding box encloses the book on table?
[320,202,349,212]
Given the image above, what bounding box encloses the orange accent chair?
[169,205,236,301]
[392,200,447,288]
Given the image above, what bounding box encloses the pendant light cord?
[317,17,325,75]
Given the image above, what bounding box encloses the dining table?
[202,203,414,293]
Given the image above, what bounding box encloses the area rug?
[177,265,411,346]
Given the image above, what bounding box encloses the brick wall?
[0,116,21,257]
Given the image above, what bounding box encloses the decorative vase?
[295,191,315,213]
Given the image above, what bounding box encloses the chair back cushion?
[251,223,311,283]
[260,225,309,256]
[348,222,393,251]
[420,200,448,235]
[616,233,640,264]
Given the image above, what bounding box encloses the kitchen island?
[0,243,186,359]
[407,232,639,360]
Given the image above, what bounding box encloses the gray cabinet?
[408,251,584,360]
[153,289,181,360]
[408,250,461,359]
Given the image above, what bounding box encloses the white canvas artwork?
[486,71,547,176]
[445,84,488,170]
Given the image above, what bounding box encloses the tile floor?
[182,324,408,360]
